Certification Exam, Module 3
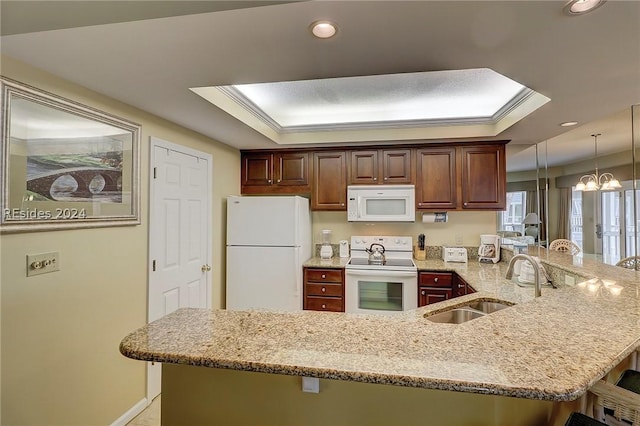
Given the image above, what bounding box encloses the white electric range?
[345,236,418,315]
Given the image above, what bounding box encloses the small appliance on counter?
[320,229,333,259]
[339,240,350,258]
[442,246,468,263]
[478,234,500,263]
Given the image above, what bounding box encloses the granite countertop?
[303,256,350,268]
[120,247,640,401]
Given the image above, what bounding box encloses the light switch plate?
[26,252,60,277]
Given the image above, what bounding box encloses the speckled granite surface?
[304,256,350,268]
[120,246,640,402]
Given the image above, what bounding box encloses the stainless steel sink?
[426,308,486,324]
[425,299,514,324]
[465,300,512,314]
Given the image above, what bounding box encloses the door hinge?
[152,260,156,271]
[153,167,157,179]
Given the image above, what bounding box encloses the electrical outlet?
[302,377,320,393]
[564,275,575,286]
[454,234,463,245]
[26,252,60,277]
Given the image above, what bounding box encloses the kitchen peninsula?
[120,248,640,425]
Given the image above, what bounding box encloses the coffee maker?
[478,234,500,263]
[320,229,333,259]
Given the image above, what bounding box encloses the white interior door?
[148,137,212,401]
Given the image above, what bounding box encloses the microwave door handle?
[358,196,363,219]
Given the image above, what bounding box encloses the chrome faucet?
[505,254,542,298]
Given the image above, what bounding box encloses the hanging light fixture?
[575,133,622,191]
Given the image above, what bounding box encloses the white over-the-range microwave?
[347,185,416,222]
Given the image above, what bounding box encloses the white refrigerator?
[226,195,312,311]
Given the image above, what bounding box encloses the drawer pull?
[321,274,326,279]
[322,304,326,309]
[321,287,326,293]
[434,277,439,283]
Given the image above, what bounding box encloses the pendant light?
[575,133,621,191]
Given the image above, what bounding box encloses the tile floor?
[126,396,160,426]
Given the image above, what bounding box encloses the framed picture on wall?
[0,77,141,233]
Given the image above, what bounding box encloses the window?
[571,188,583,251]
[499,191,526,233]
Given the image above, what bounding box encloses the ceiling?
[1,1,639,172]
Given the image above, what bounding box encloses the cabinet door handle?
[321,287,326,293]
[421,290,426,295]
[384,177,388,180]
[341,203,345,207]
[268,179,272,184]
[321,274,326,279]
[277,179,281,183]
[373,177,377,181]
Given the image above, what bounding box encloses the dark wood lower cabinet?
[418,271,475,307]
[419,287,452,306]
[303,267,345,312]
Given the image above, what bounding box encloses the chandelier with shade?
[575,133,622,191]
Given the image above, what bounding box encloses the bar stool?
[590,370,640,425]
[616,256,640,271]
[565,412,607,425]
[549,239,582,255]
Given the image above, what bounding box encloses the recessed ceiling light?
[563,0,606,15]
[310,21,337,39]
[560,121,579,127]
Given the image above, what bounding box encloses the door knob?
[201,264,212,272]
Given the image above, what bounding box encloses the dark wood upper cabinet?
[240,141,507,211]
[312,151,347,210]
[460,144,506,210]
[349,149,412,185]
[275,152,309,186]
[349,150,378,184]
[416,147,457,210]
[381,149,412,183]
[241,152,272,186]
[241,151,309,194]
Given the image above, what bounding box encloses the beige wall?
[312,211,497,248]
[0,56,240,425]
[162,364,581,426]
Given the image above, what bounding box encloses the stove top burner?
[348,258,415,268]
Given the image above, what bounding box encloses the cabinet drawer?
[306,283,342,297]
[305,296,343,312]
[418,287,452,306]
[418,272,452,287]
[305,269,343,283]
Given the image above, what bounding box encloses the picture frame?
[0,77,141,233]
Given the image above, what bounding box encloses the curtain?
[557,187,571,240]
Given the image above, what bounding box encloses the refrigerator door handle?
[293,255,300,299]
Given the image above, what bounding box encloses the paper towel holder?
[422,212,448,223]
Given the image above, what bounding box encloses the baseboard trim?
[110,398,148,426]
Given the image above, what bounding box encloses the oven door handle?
[346,269,417,278]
